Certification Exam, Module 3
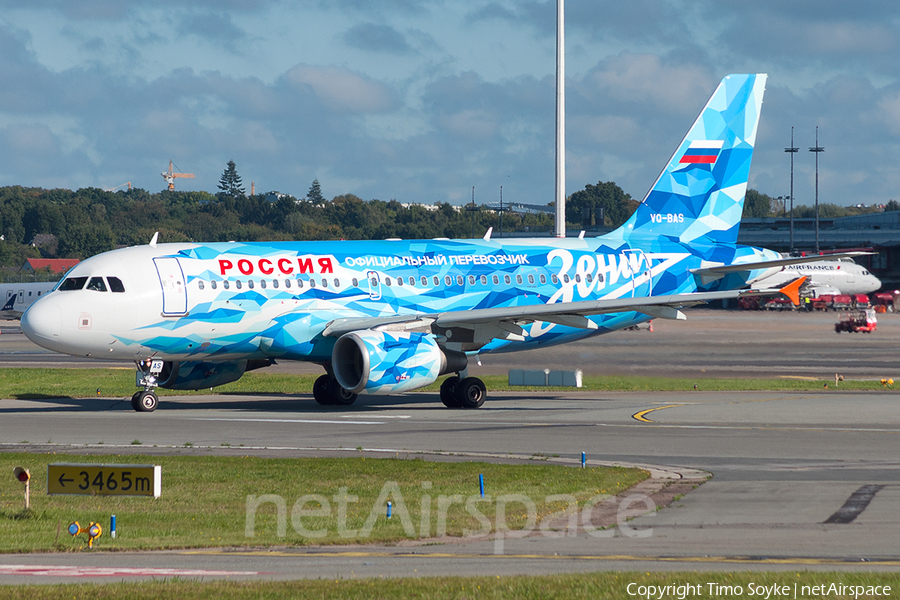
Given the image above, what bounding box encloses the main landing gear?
[313,375,358,406]
[440,375,487,409]
[132,358,162,412]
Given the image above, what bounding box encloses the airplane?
[0,281,58,320]
[21,73,852,413]
[753,257,880,297]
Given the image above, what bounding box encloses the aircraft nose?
[21,297,62,348]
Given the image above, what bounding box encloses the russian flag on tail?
[679,140,724,164]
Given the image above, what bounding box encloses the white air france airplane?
[755,257,880,297]
[22,74,860,412]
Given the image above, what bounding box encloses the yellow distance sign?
[47,464,161,497]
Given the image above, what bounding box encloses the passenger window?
[527,274,535,284]
[409,276,415,286]
[456,275,463,286]
[59,277,87,291]
[285,279,291,288]
[211,280,218,290]
[108,277,125,293]
[319,278,326,288]
[296,279,304,288]
[247,280,254,289]
[444,276,452,286]
[492,275,499,285]
[396,277,403,287]
[468,275,476,285]
[551,274,558,284]
[235,281,242,290]
[223,281,230,290]
[87,277,107,292]
[352,278,359,287]
[516,275,523,285]
[597,274,604,283]
[575,274,582,283]
[384,277,391,287]
[586,274,593,283]
[539,274,546,284]
[480,275,487,285]
[434,276,440,286]
[272,279,278,288]
[309,279,316,288]
[334,278,340,288]
[198,281,205,291]
[563,274,570,283]
[504,274,511,285]
[421,276,428,286]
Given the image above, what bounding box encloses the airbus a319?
[22,74,848,412]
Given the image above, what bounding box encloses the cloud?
[343,23,412,55]
[283,64,397,114]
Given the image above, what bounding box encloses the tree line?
[0,163,883,270]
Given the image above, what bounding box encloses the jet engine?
[332,330,467,395]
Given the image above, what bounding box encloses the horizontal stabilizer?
[691,252,872,284]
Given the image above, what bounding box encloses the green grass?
[0,368,892,400]
[0,453,646,553]
[1,572,898,599]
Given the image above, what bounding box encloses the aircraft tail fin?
[1,295,15,312]
[617,74,767,245]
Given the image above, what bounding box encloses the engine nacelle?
[157,360,250,390]
[332,330,467,395]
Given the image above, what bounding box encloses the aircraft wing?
[322,288,762,348]
[691,251,872,284]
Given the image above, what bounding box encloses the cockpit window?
[108,277,125,293]
[87,277,108,292]
[59,277,88,291]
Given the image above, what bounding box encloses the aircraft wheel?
[440,377,461,408]
[313,375,333,405]
[455,377,486,409]
[135,391,159,412]
[130,391,142,411]
[329,379,358,406]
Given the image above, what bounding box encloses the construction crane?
[105,182,132,192]
[161,160,195,191]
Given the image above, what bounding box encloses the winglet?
[779,276,807,306]
[149,232,159,247]
[482,227,493,242]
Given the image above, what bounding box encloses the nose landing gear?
[132,358,163,412]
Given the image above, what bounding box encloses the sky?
[1,1,899,209]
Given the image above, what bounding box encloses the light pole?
[784,127,798,254]
[809,127,825,254]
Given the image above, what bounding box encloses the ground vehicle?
[835,309,877,333]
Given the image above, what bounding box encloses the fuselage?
[21,236,780,363]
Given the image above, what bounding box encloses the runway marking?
[824,484,886,524]
[0,564,267,578]
[632,404,684,422]
[340,415,411,419]
[181,549,900,566]
[189,418,385,425]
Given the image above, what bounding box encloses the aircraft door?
[17,290,24,305]
[623,250,652,298]
[153,257,188,316]
[367,270,382,301]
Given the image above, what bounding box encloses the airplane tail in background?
[617,74,767,246]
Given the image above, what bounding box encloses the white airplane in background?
[0,282,58,320]
[21,74,861,413]
[754,257,880,297]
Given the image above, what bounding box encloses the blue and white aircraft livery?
[22,74,834,412]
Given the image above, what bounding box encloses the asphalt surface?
[1,310,899,582]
